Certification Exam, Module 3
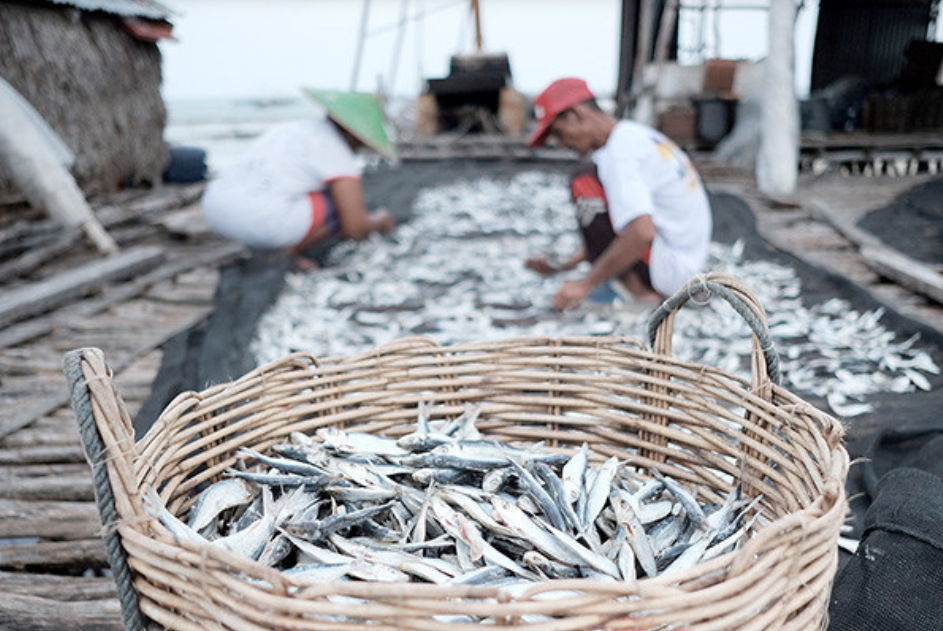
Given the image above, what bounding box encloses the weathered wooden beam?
[0,219,59,260]
[0,228,81,284]
[0,462,90,479]
[0,241,241,351]
[0,499,100,540]
[0,591,122,631]
[0,244,165,329]
[0,472,93,501]
[0,306,211,440]
[0,397,74,446]
[862,244,943,306]
[0,538,107,571]
[0,318,53,348]
[0,569,116,601]
[96,181,206,225]
[0,444,86,465]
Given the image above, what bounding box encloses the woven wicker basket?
[65,273,848,631]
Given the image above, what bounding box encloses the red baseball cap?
[527,78,596,148]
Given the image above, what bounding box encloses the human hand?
[552,279,594,311]
[525,254,558,276]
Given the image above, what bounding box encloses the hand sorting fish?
[143,403,763,591]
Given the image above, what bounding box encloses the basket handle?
[63,347,146,631]
[646,272,782,387]
[638,274,782,476]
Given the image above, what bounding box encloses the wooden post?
[634,0,679,126]
[0,79,117,254]
[615,0,641,118]
[471,0,483,53]
[757,0,799,198]
[630,0,655,107]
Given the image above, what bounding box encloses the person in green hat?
[200,89,397,268]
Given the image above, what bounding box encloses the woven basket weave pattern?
[70,275,849,631]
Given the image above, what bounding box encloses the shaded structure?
[613,0,943,186]
[810,0,937,92]
[0,0,175,199]
[412,1,527,139]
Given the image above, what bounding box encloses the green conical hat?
[304,88,397,161]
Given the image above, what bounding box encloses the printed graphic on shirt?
[651,134,700,191]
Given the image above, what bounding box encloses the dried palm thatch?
[0,0,169,199]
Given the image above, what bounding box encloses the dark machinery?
[414,1,526,138]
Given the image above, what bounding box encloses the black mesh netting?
[829,427,943,631]
[858,177,943,266]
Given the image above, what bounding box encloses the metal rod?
[388,0,412,97]
[350,0,372,91]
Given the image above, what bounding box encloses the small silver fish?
[561,444,588,504]
[143,486,205,544]
[317,427,408,457]
[581,456,618,529]
[212,486,276,560]
[187,477,256,532]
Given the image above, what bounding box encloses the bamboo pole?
[471,0,483,53]
[350,0,372,91]
[0,78,118,254]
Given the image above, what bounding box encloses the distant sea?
[163,95,414,175]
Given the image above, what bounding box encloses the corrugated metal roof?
[811,0,934,91]
[34,0,175,21]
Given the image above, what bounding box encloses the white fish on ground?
[251,171,939,426]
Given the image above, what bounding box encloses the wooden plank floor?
[0,183,245,629]
[1,165,942,630]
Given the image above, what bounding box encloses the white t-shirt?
[201,117,360,249]
[592,120,713,296]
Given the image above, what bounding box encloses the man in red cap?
[525,78,712,311]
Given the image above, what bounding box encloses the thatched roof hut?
[0,0,174,200]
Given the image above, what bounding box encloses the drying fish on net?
[144,404,765,588]
[254,172,938,421]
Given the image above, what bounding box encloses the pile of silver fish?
[685,243,939,417]
[143,405,761,592]
[251,172,938,419]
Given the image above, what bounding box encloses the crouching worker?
[524,78,713,311]
[200,89,397,268]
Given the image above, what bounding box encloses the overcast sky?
[156,0,915,103]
